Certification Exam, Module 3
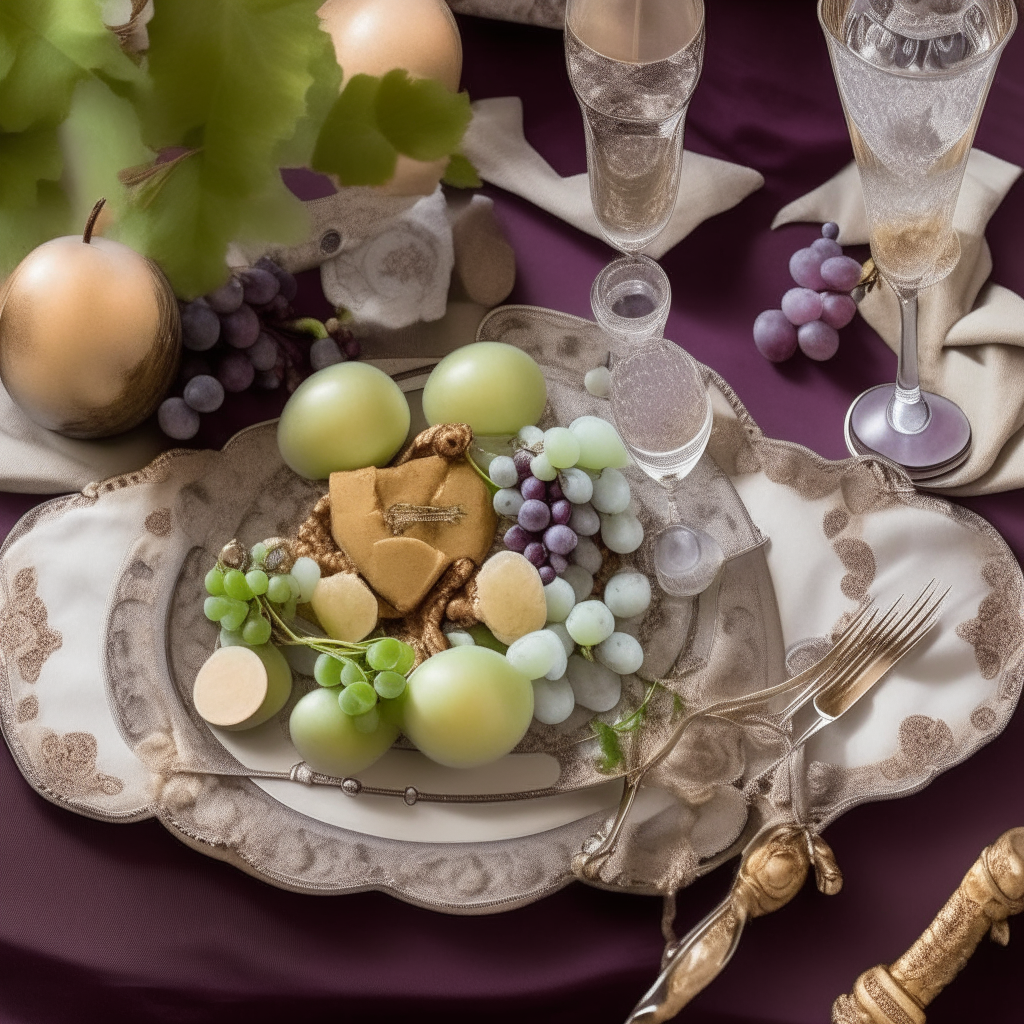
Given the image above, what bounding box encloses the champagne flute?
[566,0,722,595]
[819,0,1017,481]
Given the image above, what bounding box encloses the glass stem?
[889,287,930,434]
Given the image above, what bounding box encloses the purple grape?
[822,222,840,241]
[547,479,564,502]
[549,553,569,574]
[255,257,298,301]
[343,339,361,359]
[820,255,863,292]
[781,287,824,327]
[157,397,200,440]
[205,276,244,314]
[248,332,279,372]
[256,369,282,390]
[240,268,280,305]
[513,450,533,481]
[789,247,827,291]
[261,294,290,319]
[524,541,548,567]
[521,476,546,501]
[504,525,535,553]
[797,320,840,361]
[753,310,799,362]
[183,374,225,413]
[551,499,572,526]
[220,304,260,349]
[538,565,557,585]
[820,292,858,330]
[568,503,601,537]
[544,524,578,556]
[811,237,843,261]
[310,336,343,371]
[180,298,220,351]
[218,352,255,393]
[518,499,551,533]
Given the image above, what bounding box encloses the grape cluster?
[311,636,414,732]
[159,257,361,441]
[203,540,323,646]
[753,222,864,363]
[489,419,644,585]
[503,569,653,726]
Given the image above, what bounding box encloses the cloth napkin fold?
[446,0,565,29]
[462,97,765,261]
[774,149,1024,497]
[0,384,165,495]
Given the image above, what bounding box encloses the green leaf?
[277,26,342,168]
[310,74,397,187]
[376,69,472,162]
[116,0,330,296]
[0,0,142,271]
[593,721,624,774]
[442,152,482,189]
[60,76,150,226]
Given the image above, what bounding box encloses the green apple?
[289,687,401,776]
[422,342,546,436]
[277,361,411,479]
[402,646,534,768]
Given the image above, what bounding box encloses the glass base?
[653,525,724,598]
[844,384,972,482]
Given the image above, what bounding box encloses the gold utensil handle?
[627,826,842,1023]
[832,828,1024,1024]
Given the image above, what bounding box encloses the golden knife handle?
[832,828,1024,1024]
[627,826,842,1023]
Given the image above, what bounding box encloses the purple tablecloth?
[2,5,1024,1022]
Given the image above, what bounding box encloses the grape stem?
[259,596,377,658]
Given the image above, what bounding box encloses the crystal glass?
[566,0,718,596]
[820,0,1017,480]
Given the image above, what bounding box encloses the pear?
[0,199,180,439]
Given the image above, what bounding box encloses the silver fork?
[575,582,947,880]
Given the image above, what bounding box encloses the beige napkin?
[446,0,565,29]
[773,149,1024,497]
[462,97,765,261]
[0,384,165,495]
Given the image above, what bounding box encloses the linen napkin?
[0,384,164,495]
[773,149,1024,497]
[462,97,765,261]
[446,0,565,29]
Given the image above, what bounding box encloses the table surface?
[3,4,1024,1022]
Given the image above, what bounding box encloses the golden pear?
[0,201,180,439]
[317,0,463,196]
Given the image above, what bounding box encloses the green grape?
[205,568,226,596]
[242,615,272,647]
[223,569,254,602]
[245,569,269,596]
[340,659,367,686]
[367,637,402,672]
[249,542,268,566]
[543,427,581,469]
[373,670,407,699]
[314,652,344,688]
[220,599,250,633]
[266,575,292,604]
[285,574,301,601]
[282,597,297,620]
[353,706,380,734]
[393,642,416,676]
[204,596,231,622]
[219,628,246,648]
[338,681,378,717]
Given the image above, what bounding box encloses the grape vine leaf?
[0,0,143,273]
[115,0,338,298]
[311,69,472,187]
[442,153,483,189]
